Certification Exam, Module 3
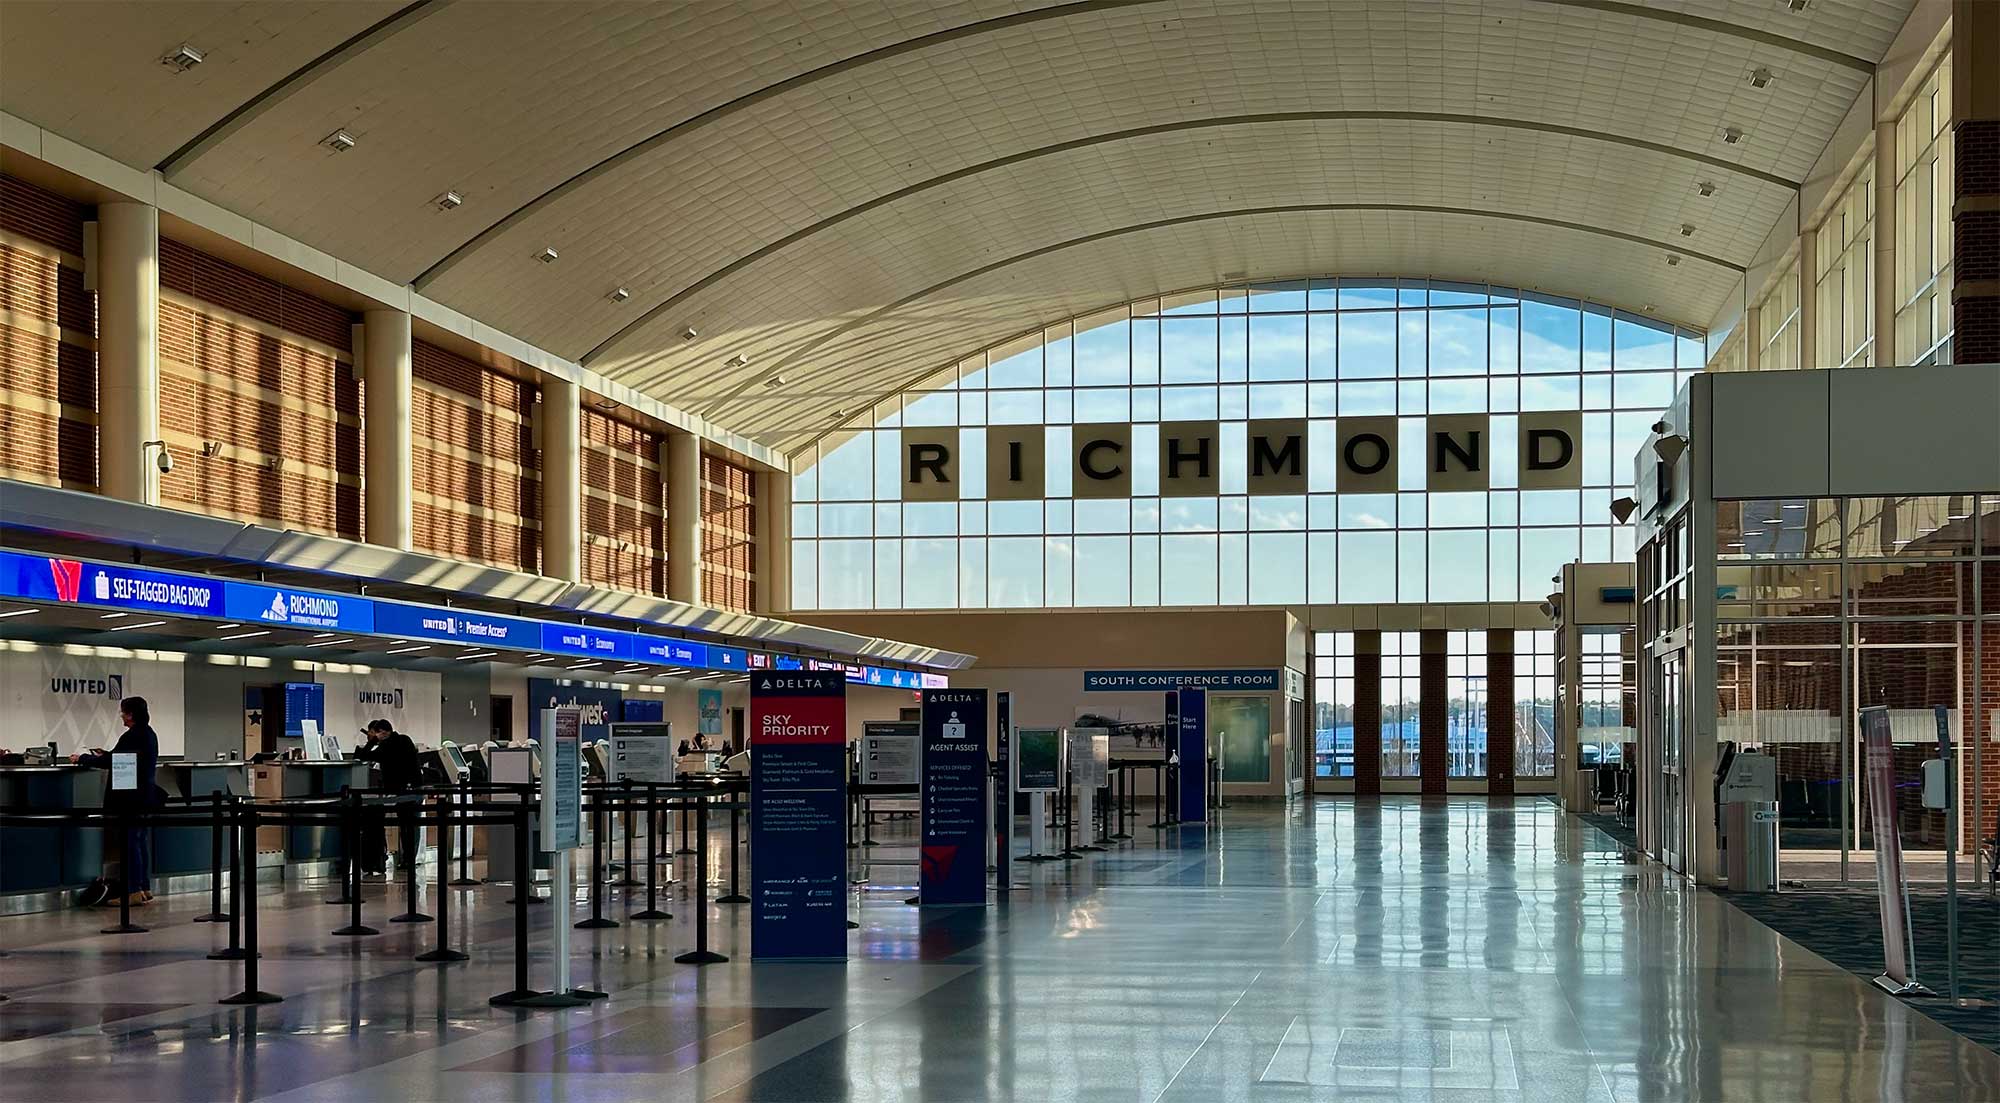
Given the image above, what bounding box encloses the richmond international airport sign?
[899,413,1583,500]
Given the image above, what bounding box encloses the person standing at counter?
[354,719,421,875]
[72,696,166,905]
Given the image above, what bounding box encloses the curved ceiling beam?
[1533,0,1875,71]
[157,0,450,175]
[582,110,1795,366]
[665,202,1740,418]
[411,0,1162,289]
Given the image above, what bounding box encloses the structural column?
[1486,631,1516,798]
[1952,0,2000,363]
[541,377,581,583]
[361,310,412,550]
[1352,630,1382,797]
[1797,228,1818,369]
[665,432,701,604]
[1873,114,1898,364]
[754,468,791,614]
[1742,305,1761,373]
[1418,630,1448,796]
[95,202,159,505]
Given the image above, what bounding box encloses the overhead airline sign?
[902,413,1582,499]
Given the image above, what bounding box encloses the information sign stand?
[1016,728,1063,862]
[517,707,598,1007]
[750,670,849,960]
[919,689,989,906]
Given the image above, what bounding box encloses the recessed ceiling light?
[322,129,357,153]
[100,612,128,620]
[728,353,753,369]
[1786,0,1809,12]
[608,287,630,303]
[108,619,168,632]
[0,607,39,618]
[681,326,698,340]
[433,190,464,211]
[215,623,241,630]
[1679,223,1697,237]
[1695,180,1717,198]
[536,247,559,263]
[306,637,354,647]
[1666,254,1683,267]
[219,630,271,641]
[1748,67,1774,89]
[384,644,430,655]
[1721,126,1745,145]
[160,44,205,72]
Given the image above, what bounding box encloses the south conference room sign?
[899,413,1583,500]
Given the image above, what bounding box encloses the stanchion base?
[1080,844,1107,852]
[324,895,356,906]
[674,949,728,965]
[514,991,591,1008]
[674,848,697,856]
[575,917,620,929]
[331,924,380,936]
[1058,851,1083,860]
[904,895,920,906]
[610,878,643,888]
[206,948,256,961]
[1110,833,1133,840]
[1021,854,1059,863]
[567,987,609,1000]
[99,922,147,934]
[846,919,860,929]
[415,948,469,962]
[220,990,283,1005]
[489,989,549,1006]
[389,912,433,924]
[447,878,482,887]
[715,893,749,904]
[630,909,672,921]
[193,913,229,923]
[862,839,880,847]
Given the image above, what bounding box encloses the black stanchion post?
[717,786,748,904]
[220,801,280,1004]
[489,803,542,1005]
[675,793,727,964]
[333,793,380,936]
[325,789,357,905]
[209,795,249,961]
[613,786,641,887]
[450,775,479,886]
[1059,769,1081,860]
[632,785,670,921]
[391,795,431,923]
[577,790,618,929]
[418,794,469,963]
[101,804,146,934]
[195,792,229,922]
[675,791,695,855]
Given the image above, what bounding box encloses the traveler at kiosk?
[71,696,166,905]
[354,718,421,875]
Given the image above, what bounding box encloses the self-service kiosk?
[1715,743,1779,892]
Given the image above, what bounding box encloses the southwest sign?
[902,414,1582,499]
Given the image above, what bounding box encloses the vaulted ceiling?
[0,0,1913,455]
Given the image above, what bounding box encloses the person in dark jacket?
[73,696,165,905]
[354,719,422,874]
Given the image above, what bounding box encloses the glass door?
[1652,647,1687,872]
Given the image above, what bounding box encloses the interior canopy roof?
[0,0,1911,453]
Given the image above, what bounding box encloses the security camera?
[143,439,173,474]
[1651,419,1670,435]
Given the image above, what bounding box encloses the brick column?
[1487,631,1516,797]
[1953,1,2000,363]
[1419,629,1447,795]
[1353,630,1381,796]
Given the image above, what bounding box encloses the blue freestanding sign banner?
[749,670,848,959]
[920,688,989,906]
[1177,688,1206,822]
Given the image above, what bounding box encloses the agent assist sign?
[901,413,1581,499]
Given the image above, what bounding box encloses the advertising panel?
[1861,706,1911,987]
[750,669,848,959]
[699,688,725,737]
[528,679,621,745]
[540,707,583,852]
[859,721,919,786]
[1016,728,1063,792]
[1178,688,1207,821]
[920,689,988,906]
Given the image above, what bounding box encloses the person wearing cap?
[353,719,421,875]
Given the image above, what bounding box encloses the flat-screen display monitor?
[281,681,325,739]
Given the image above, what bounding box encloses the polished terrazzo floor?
[3,796,1997,1102]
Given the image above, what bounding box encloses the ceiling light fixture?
[1679,223,1697,237]
[1721,126,1745,145]
[100,612,128,620]
[456,650,497,660]
[384,644,431,655]
[1748,67,1774,89]
[322,129,357,153]
[609,287,630,303]
[727,353,752,369]
[681,326,698,340]
[536,247,559,264]
[0,607,40,618]
[108,619,168,632]
[215,623,241,630]
[160,43,205,72]
[306,637,354,647]
[433,190,464,211]
[1666,254,1682,267]
[219,630,272,641]
[1786,0,1809,13]
[1695,180,1717,198]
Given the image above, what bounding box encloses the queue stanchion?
[576,788,619,929]
[674,791,728,965]
[417,793,469,963]
[1111,766,1130,841]
[194,792,229,923]
[676,793,696,855]
[489,802,543,1006]
[325,789,359,906]
[101,803,147,935]
[390,796,432,923]
[1150,760,1168,829]
[631,784,670,921]
[613,793,642,887]
[716,785,748,904]
[449,775,480,886]
[332,793,380,936]
[220,800,280,1005]
[209,795,250,961]
[1059,769,1082,860]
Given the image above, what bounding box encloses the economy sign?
[749,669,848,960]
[919,688,988,907]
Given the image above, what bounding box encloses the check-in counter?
[0,764,107,894]
[277,761,370,861]
[153,761,250,877]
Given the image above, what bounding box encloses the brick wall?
[1487,638,1516,796]
[700,452,757,612]
[156,238,359,536]
[1419,633,1448,795]
[0,175,96,488]
[1353,631,1382,796]
[582,408,665,594]
[410,339,538,571]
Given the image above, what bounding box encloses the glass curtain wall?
[1382,631,1421,778]
[1894,55,1954,366]
[1814,161,1875,369]
[1756,259,1801,372]
[1447,630,1488,777]
[1578,630,1633,767]
[791,279,1698,611]
[1715,494,1995,874]
[1312,631,1356,779]
[1515,629,1557,777]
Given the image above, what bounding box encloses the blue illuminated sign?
[223,581,373,632]
[541,622,629,660]
[370,601,541,649]
[708,645,748,670]
[633,635,706,666]
[0,552,228,617]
